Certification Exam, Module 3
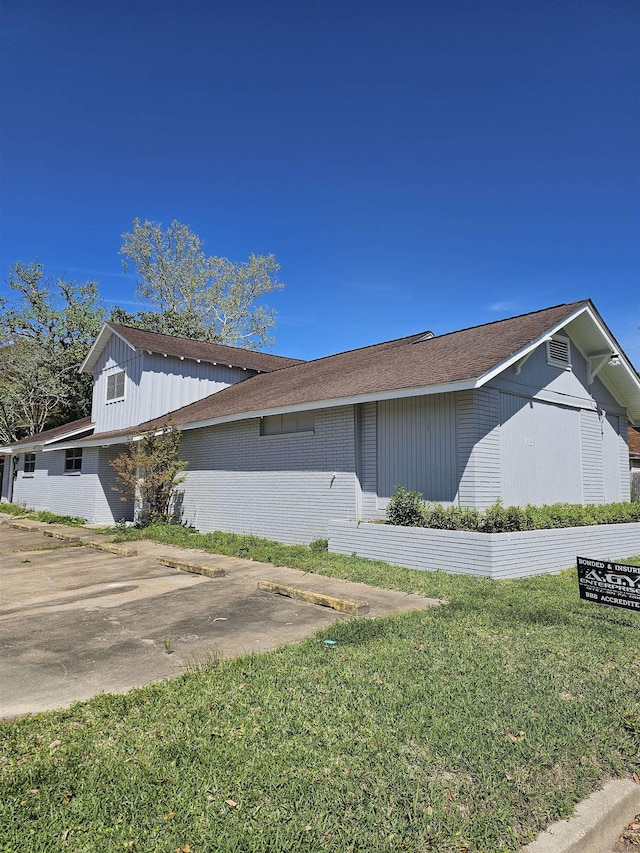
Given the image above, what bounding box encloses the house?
[2,300,639,544]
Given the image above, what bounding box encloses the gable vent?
[547,336,571,368]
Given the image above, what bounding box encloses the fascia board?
[178,378,476,433]
[474,303,592,388]
[43,426,94,446]
[4,425,95,455]
[79,324,137,375]
[42,434,131,451]
[1,442,44,454]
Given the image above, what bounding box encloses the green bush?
[386,485,425,527]
[386,490,640,532]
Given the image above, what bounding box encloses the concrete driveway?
[0,514,436,718]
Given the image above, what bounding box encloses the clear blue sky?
[1,0,638,366]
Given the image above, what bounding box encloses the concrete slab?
[0,515,437,718]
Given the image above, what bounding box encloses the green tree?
[115,218,284,348]
[0,340,70,443]
[110,421,187,524]
[0,261,106,437]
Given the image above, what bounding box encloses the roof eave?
[176,378,478,433]
[79,323,137,374]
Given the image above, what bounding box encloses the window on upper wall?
[65,448,83,473]
[546,335,571,369]
[24,452,36,474]
[106,370,125,401]
[260,411,315,436]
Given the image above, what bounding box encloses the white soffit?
[79,324,137,375]
[475,303,640,423]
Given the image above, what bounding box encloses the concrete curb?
[524,779,640,853]
[257,579,370,615]
[156,555,226,578]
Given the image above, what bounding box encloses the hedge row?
[386,486,640,532]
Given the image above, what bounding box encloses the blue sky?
[1,0,638,365]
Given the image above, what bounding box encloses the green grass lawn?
[1,520,639,852]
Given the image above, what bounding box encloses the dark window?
[24,452,36,474]
[260,411,315,436]
[65,448,83,472]
[106,371,125,401]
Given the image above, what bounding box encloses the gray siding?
[580,409,604,503]
[603,414,622,503]
[178,405,358,544]
[94,447,135,523]
[357,402,379,519]
[92,337,252,433]
[13,448,99,519]
[499,393,582,505]
[9,447,133,523]
[376,394,458,505]
[455,388,502,510]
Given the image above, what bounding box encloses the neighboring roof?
[71,299,640,449]
[629,427,640,459]
[0,416,94,453]
[80,323,304,375]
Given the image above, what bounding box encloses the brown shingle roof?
[6,416,93,449]
[629,426,640,457]
[84,300,590,442]
[107,323,303,373]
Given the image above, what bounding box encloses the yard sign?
[577,557,640,612]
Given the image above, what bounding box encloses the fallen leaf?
[506,730,525,743]
[633,772,640,785]
[304,825,312,831]
[225,799,239,808]
[164,811,176,820]
[48,740,61,751]
[61,793,73,804]
[206,794,215,802]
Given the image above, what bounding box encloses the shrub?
[386,488,640,532]
[386,485,425,527]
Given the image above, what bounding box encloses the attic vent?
[106,370,125,401]
[546,335,571,369]
[413,331,435,343]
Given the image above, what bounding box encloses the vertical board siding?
[499,393,581,505]
[377,394,457,503]
[92,336,253,434]
[178,405,358,544]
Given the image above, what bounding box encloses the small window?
[546,335,571,368]
[260,411,315,436]
[106,370,125,401]
[24,452,36,474]
[65,448,83,473]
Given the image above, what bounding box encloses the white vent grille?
[547,336,571,368]
[106,370,125,401]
